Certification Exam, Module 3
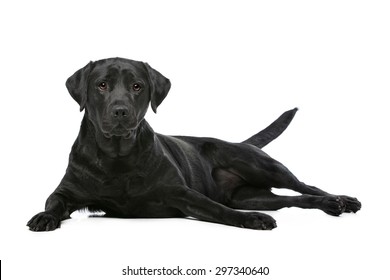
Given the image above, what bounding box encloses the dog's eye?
[132,83,142,92]
[98,82,108,91]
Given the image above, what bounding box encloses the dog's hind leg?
[228,186,347,216]
[286,182,361,213]
[220,148,361,214]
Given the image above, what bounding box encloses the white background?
[1,0,389,279]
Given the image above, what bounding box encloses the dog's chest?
[88,173,183,218]
[71,148,188,217]
[90,161,151,197]
[70,152,148,195]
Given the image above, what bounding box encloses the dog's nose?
[111,105,129,119]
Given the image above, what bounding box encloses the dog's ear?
[144,63,171,113]
[66,61,92,112]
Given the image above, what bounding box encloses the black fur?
[27,58,361,231]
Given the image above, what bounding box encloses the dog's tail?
[243,108,298,149]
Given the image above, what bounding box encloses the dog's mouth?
[103,126,133,139]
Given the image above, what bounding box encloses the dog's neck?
[78,114,156,159]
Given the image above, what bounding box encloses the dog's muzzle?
[102,104,137,138]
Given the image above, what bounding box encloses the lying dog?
[27,57,361,231]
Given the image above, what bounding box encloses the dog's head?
[66,58,170,138]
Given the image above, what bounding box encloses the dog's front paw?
[27,212,60,231]
[241,212,277,230]
[339,196,361,213]
[321,196,346,216]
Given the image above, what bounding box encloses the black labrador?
[27,57,361,231]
